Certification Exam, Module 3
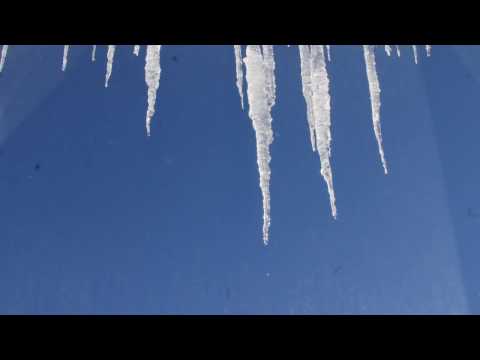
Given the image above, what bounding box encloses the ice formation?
[0,45,8,72]
[244,45,276,245]
[0,44,433,244]
[412,45,418,64]
[144,45,162,137]
[385,45,392,57]
[105,45,116,87]
[62,45,69,71]
[363,45,388,175]
[234,45,245,109]
[426,45,432,57]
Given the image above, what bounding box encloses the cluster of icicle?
[0,45,162,138]
[0,45,431,245]
[235,45,431,245]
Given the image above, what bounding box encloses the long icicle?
[233,45,245,110]
[363,45,388,175]
[244,45,276,245]
[144,45,162,137]
[105,45,116,87]
[299,45,317,151]
[310,45,337,218]
[62,45,70,72]
[0,45,9,72]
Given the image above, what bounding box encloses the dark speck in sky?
[333,266,343,276]
[467,208,479,218]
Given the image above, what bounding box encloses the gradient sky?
[0,45,478,314]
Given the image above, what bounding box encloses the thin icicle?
[105,45,116,87]
[412,45,418,64]
[144,45,162,137]
[234,45,245,110]
[299,45,317,151]
[310,45,337,219]
[133,45,140,56]
[326,45,331,62]
[426,45,432,57]
[396,45,401,57]
[62,45,70,72]
[244,45,276,245]
[91,45,96,62]
[0,45,9,72]
[385,45,392,57]
[363,45,388,175]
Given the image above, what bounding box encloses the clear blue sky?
[0,45,477,314]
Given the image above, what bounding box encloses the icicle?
[0,45,9,72]
[261,45,276,108]
[62,45,70,72]
[426,45,432,57]
[299,45,317,151]
[105,45,116,87]
[326,45,332,62]
[91,45,96,62]
[233,45,245,110]
[412,45,418,64]
[363,45,388,175]
[396,45,401,57]
[244,45,276,245]
[144,45,162,137]
[310,45,337,218]
[385,45,392,57]
[133,45,140,56]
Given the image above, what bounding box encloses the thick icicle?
[105,45,116,87]
[0,45,9,72]
[412,45,418,64]
[144,45,162,137]
[310,45,337,218]
[363,45,388,175]
[385,45,392,56]
[133,45,140,56]
[261,45,276,108]
[426,45,432,57]
[244,45,276,245]
[91,45,96,62]
[233,45,245,109]
[62,45,70,72]
[298,45,317,151]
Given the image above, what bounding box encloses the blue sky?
[0,45,477,314]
